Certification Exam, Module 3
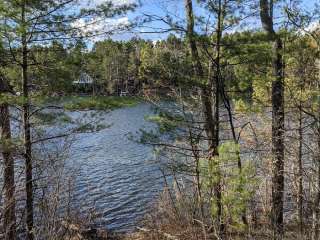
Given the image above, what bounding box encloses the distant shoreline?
[41,95,142,111]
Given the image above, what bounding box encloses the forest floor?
[43,95,141,111]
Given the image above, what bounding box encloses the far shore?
[41,95,142,111]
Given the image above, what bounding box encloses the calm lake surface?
[65,103,164,232]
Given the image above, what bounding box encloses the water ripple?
[67,103,163,232]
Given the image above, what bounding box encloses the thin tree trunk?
[312,57,320,240]
[184,0,223,236]
[297,104,303,235]
[221,74,249,227]
[23,54,34,240]
[184,0,215,145]
[212,41,223,238]
[21,2,34,239]
[312,128,320,240]
[0,78,16,240]
[259,1,285,239]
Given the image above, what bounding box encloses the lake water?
[58,103,164,232]
[0,103,165,234]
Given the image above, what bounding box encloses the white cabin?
[73,72,94,85]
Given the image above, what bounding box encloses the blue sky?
[94,0,319,41]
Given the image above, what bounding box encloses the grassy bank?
[43,96,141,111]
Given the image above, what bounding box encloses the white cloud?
[81,0,136,8]
[297,21,320,36]
[71,16,131,41]
[104,0,136,5]
[71,0,137,42]
[306,21,320,33]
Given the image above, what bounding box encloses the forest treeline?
[0,31,281,99]
[0,0,320,240]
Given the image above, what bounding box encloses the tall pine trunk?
[21,2,34,239]
[184,0,223,235]
[259,1,285,239]
[271,37,285,240]
[0,79,16,240]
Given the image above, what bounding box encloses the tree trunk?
[271,37,285,240]
[0,83,16,240]
[312,58,320,240]
[21,2,34,239]
[297,104,303,235]
[184,0,223,235]
[312,128,320,240]
[259,1,285,239]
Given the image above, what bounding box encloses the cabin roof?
[73,72,93,84]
